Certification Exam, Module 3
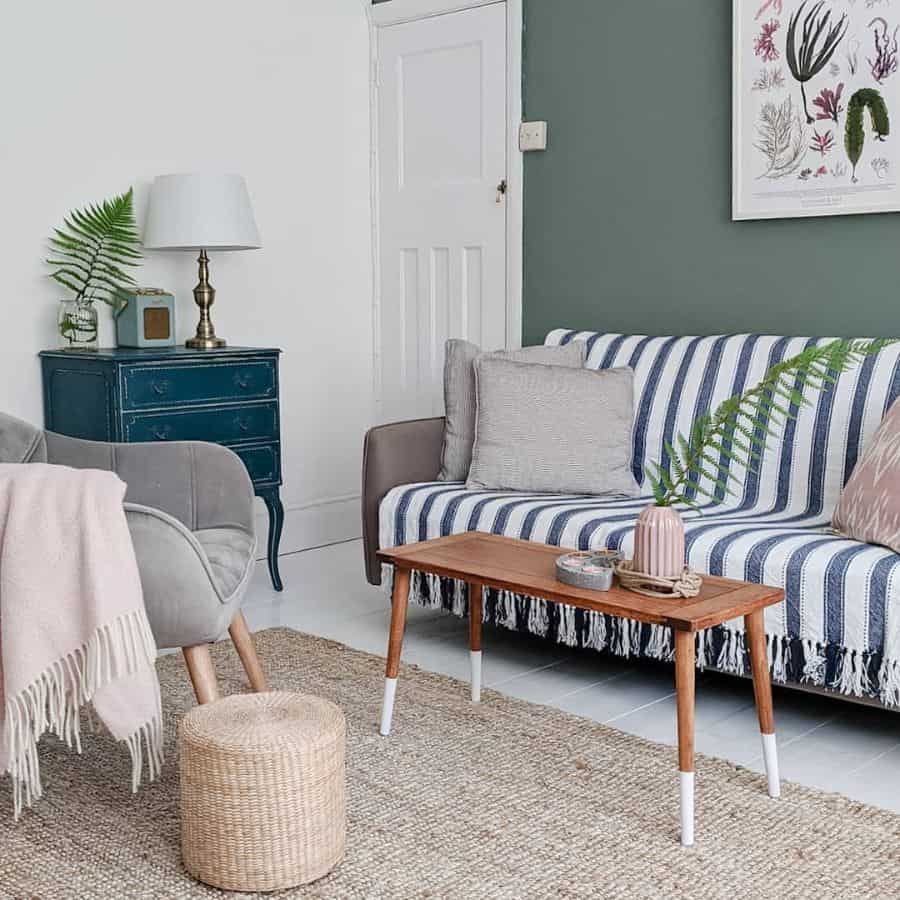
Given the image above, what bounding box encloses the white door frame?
[367,0,524,418]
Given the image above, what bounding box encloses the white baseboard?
[254,494,361,559]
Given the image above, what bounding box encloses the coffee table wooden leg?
[674,629,696,847]
[745,609,780,799]
[380,567,411,736]
[469,582,483,703]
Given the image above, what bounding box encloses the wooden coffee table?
[377,533,785,847]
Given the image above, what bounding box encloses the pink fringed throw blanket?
[0,463,163,817]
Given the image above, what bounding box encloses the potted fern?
[636,339,892,580]
[47,188,143,349]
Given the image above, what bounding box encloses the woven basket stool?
[179,691,346,892]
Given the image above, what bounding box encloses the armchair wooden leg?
[229,611,270,693]
[183,644,220,704]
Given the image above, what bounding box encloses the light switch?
[519,121,548,152]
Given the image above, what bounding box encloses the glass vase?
[58,300,99,350]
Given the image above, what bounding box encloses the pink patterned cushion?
[833,400,900,553]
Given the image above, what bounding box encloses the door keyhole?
[495,178,508,203]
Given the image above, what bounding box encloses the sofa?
[363,330,900,708]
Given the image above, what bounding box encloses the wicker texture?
[179,691,345,892]
[6,629,900,898]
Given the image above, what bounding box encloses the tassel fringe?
[386,566,900,708]
[801,638,827,685]
[3,609,164,819]
[879,657,900,707]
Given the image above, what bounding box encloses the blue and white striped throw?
[379,332,900,706]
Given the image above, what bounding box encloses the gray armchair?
[0,412,268,704]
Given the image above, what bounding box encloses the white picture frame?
[734,0,900,220]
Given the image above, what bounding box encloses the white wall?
[0,0,373,553]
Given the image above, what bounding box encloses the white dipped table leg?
[379,677,398,736]
[674,630,696,848]
[761,732,781,798]
[470,650,482,703]
[680,771,695,847]
[381,567,410,737]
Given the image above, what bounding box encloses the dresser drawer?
[121,359,276,410]
[123,403,278,444]
[231,442,281,485]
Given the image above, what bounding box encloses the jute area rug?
[2,628,899,900]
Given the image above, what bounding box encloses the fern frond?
[758,390,794,421]
[699,449,737,484]
[705,439,735,465]
[46,187,142,306]
[50,272,84,295]
[647,464,670,506]
[664,440,688,482]
[648,338,894,509]
[46,258,93,280]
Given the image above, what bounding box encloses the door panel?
[377,3,507,423]
[401,42,484,183]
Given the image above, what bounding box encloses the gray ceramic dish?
[555,550,623,591]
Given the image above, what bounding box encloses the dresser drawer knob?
[234,373,252,389]
[151,380,170,396]
[152,426,173,441]
[235,417,251,433]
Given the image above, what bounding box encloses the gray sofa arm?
[362,417,445,585]
[45,433,255,536]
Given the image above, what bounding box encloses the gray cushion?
[194,527,257,599]
[125,504,256,649]
[466,358,639,497]
[438,339,586,481]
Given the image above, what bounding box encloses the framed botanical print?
[734,0,900,220]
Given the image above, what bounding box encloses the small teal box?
[115,289,176,348]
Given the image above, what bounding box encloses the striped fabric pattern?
[379,332,900,706]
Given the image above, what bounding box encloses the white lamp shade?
[143,174,261,251]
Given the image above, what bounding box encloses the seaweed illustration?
[813,83,844,121]
[786,2,849,123]
[847,38,861,75]
[753,67,787,91]
[755,95,809,178]
[755,20,782,62]
[845,88,890,181]
[868,17,899,82]
[831,160,848,177]
[811,129,836,154]
[872,156,891,178]
[755,0,783,19]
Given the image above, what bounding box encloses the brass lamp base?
[186,335,226,349]
[186,249,227,349]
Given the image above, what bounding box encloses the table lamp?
[143,174,261,349]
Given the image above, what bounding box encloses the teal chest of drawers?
[39,345,285,591]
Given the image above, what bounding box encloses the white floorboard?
[241,540,900,814]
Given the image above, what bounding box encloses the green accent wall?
[522,0,900,344]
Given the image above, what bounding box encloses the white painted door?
[376,3,508,423]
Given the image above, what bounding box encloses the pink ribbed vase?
[632,505,685,578]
